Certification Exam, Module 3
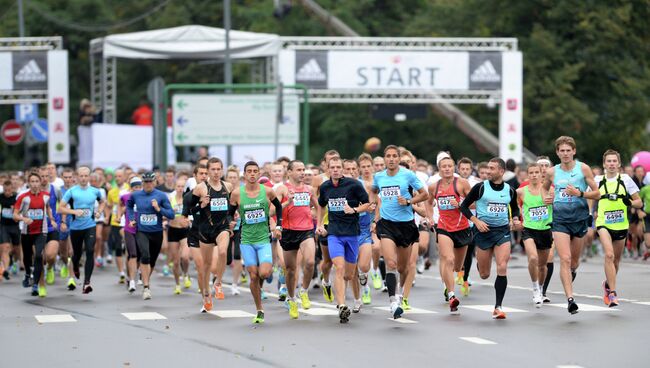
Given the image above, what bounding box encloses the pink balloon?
[631,151,650,171]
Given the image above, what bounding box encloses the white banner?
[172,94,300,146]
[47,50,70,163]
[498,52,523,162]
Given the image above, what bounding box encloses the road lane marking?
[373,306,437,314]
[121,312,167,320]
[462,305,527,313]
[459,337,497,345]
[389,318,418,324]
[547,304,620,312]
[299,307,338,316]
[208,310,255,318]
[35,314,76,323]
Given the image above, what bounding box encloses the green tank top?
[596,175,629,230]
[239,184,270,245]
[522,186,552,230]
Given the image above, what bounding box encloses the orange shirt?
[132,105,153,126]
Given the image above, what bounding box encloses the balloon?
[631,151,650,171]
[364,137,381,153]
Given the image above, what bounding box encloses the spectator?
[79,98,98,126]
[131,97,153,126]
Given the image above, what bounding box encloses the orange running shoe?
[214,283,225,300]
[492,307,506,320]
[202,296,213,312]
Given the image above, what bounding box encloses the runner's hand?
[473,218,489,233]
[50,219,58,230]
[449,198,459,208]
[565,185,580,197]
[200,195,210,208]
[151,199,160,212]
[511,218,522,231]
[60,223,67,232]
[316,225,327,237]
[272,228,282,240]
[397,196,409,206]
[343,204,356,214]
[23,218,33,225]
[74,209,85,217]
[287,190,294,202]
[129,220,136,228]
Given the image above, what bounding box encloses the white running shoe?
[142,288,152,300]
[416,256,425,274]
[353,299,362,313]
[533,289,543,308]
[390,300,403,319]
[231,285,240,296]
[128,280,136,293]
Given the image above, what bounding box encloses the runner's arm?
[509,186,520,218]
[268,189,283,227]
[460,182,482,221]
[158,194,175,219]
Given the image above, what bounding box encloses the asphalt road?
[1,252,649,368]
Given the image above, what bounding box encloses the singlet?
[239,184,270,245]
[595,175,629,230]
[282,182,313,231]
[200,181,230,230]
[169,193,184,218]
[522,186,552,230]
[15,191,49,235]
[0,193,18,226]
[373,167,423,222]
[553,161,589,222]
[435,178,469,232]
[476,180,511,227]
[108,183,129,227]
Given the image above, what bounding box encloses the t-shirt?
[120,192,136,234]
[373,167,423,222]
[61,185,103,231]
[132,105,153,126]
[639,185,650,213]
[15,191,49,235]
[318,177,368,236]
[0,193,18,226]
[594,174,639,196]
[108,183,129,227]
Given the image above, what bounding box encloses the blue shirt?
[61,185,103,231]
[553,161,589,222]
[47,184,62,232]
[372,167,423,222]
[476,180,512,227]
[127,189,175,233]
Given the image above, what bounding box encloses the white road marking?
[35,314,76,323]
[121,312,167,320]
[632,301,650,306]
[556,365,585,368]
[299,307,338,316]
[373,306,437,314]
[208,310,255,318]
[462,305,527,313]
[459,337,497,345]
[547,304,619,312]
[389,318,418,324]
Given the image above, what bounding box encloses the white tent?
[93,24,281,60]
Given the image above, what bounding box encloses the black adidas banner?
[12,51,48,91]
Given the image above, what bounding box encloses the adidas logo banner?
[468,52,501,90]
[13,51,48,90]
[295,51,328,89]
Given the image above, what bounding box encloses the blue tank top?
[476,181,511,227]
[552,160,589,222]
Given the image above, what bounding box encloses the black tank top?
[201,181,230,229]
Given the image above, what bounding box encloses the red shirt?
[15,191,49,235]
[132,105,153,126]
[434,178,469,232]
[282,182,314,231]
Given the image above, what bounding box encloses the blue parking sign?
[14,104,38,123]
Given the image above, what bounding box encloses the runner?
[639,177,650,261]
[278,160,319,318]
[228,161,284,324]
[126,172,175,300]
[456,157,481,296]
[426,156,472,313]
[585,150,642,307]
[168,178,191,295]
[89,173,108,268]
[225,167,244,295]
[517,163,553,307]
[182,163,208,302]
[14,172,56,296]
[459,158,521,319]
[59,167,105,294]
[106,168,129,283]
[40,165,63,287]
[0,179,20,281]
[118,177,142,293]
[58,168,75,281]
[372,145,428,319]
[542,136,599,314]
[317,157,369,323]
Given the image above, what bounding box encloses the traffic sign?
[31,118,48,143]
[14,103,38,123]
[1,120,25,145]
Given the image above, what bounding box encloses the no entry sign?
[1,120,25,145]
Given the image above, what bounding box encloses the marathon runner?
[0,179,20,281]
[225,167,244,295]
[118,177,142,293]
[168,178,191,294]
[106,169,129,284]
[39,165,63,287]
[456,157,481,296]
[183,163,208,303]
[58,168,75,282]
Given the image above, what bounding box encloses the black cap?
[142,171,156,182]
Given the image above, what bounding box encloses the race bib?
[1,208,13,219]
[528,206,549,221]
[487,202,508,216]
[27,209,44,220]
[293,192,310,207]
[437,195,456,211]
[380,186,400,200]
[210,197,228,212]
[604,210,624,224]
[328,198,347,212]
[174,204,183,215]
[557,188,573,203]
[78,208,92,218]
[140,213,158,226]
[112,205,118,216]
[244,209,266,224]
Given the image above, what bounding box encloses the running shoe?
[10,262,18,275]
[231,285,240,296]
[173,285,181,295]
[214,283,225,300]
[183,275,192,289]
[449,296,460,313]
[382,285,388,292]
[567,297,579,314]
[95,257,103,268]
[119,273,126,284]
[338,304,351,323]
[443,288,449,302]
[252,311,265,324]
[492,307,506,319]
[607,292,619,308]
[240,272,248,284]
[82,284,93,294]
[31,284,39,296]
[45,267,55,285]
[142,288,152,300]
[461,281,470,297]
[416,256,425,274]
[402,297,412,311]
[299,290,312,309]
[288,299,299,319]
[352,299,362,313]
[22,275,30,288]
[2,270,9,280]
[322,283,334,302]
[371,272,382,290]
[106,254,113,264]
[358,272,368,286]
[390,300,403,319]
[361,286,371,305]
[542,294,551,303]
[265,268,274,284]
[128,280,136,293]
[533,289,543,308]
[261,290,268,300]
[455,271,464,285]
[602,280,611,306]
[278,286,288,301]
[60,262,69,279]
[67,277,76,291]
[38,285,47,298]
[162,264,170,277]
[202,296,213,312]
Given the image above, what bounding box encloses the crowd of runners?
[1,135,649,324]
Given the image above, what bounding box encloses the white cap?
[436,151,451,166]
[130,176,143,186]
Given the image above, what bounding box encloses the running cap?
[142,172,156,182]
[436,151,451,166]
[130,177,143,186]
[536,158,551,166]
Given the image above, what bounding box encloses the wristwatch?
[406,199,411,205]
[275,226,282,231]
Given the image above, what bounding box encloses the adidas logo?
[470,60,500,83]
[15,60,46,82]
[296,59,326,81]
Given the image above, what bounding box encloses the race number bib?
[528,206,549,221]
[328,198,347,212]
[112,205,118,216]
[557,188,573,203]
[140,214,158,226]
[437,195,456,211]
[27,209,44,220]
[244,209,266,224]
[210,198,228,212]
[380,186,400,200]
[604,210,624,224]
[293,192,310,207]
[1,208,13,219]
[487,202,508,217]
[174,204,183,215]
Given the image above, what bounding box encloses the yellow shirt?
[108,183,130,226]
